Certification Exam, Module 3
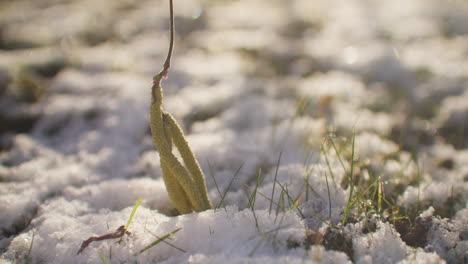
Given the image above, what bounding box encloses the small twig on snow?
[77,225,131,255]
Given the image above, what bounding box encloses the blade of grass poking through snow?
[305,170,319,201]
[289,192,304,212]
[144,226,186,253]
[305,169,310,201]
[351,177,380,207]
[207,159,222,204]
[241,182,251,203]
[140,228,182,254]
[216,162,244,209]
[280,178,330,226]
[328,135,349,177]
[377,178,383,214]
[323,170,332,221]
[249,236,266,257]
[269,151,282,215]
[305,170,319,198]
[414,155,422,218]
[250,224,290,257]
[125,198,141,231]
[321,143,337,186]
[118,198,141,243]
[251,205,260,231]
[25,231,35,264]
[341,132,356,225]
[276,181,305,218]
[248,168,264,209]
[239,181,281,209]
[99,251,110,264]
[275,189,284,217]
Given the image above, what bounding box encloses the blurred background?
[1,0,467,152]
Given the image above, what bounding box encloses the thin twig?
[152,0,174,102]
[77,226,131,255]
[160,0,174,78]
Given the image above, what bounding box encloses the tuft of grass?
[323,131,418,234]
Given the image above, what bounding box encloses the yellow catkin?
[160,115,193,214]
[165,113,212,210]
[150,74,212,214]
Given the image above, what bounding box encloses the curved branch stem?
[161,0,174,78]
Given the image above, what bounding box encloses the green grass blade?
[321,145,337,186]
[144,227,186,253]
[305,176,319,197]
[305,170,310,201]
[140,228,182,254]
[248,236,265,257]
[269,152,282,215]
[350,177,380,208]
[99,251,110,264]
[342,132,356,225]
[239,181,281,208]
[206,159,222,203]
[248,168,264,209]
[276,181,305,218]
[274,188,285,219]
[329,135,349,176]
[251,207,260,232]
[25,231,35,264]
[323,170,332,221]
[125,198,142,231]
[217,162,244,209]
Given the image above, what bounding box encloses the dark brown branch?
[77,225,131,255]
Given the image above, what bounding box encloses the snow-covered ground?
[0,0,467,263]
